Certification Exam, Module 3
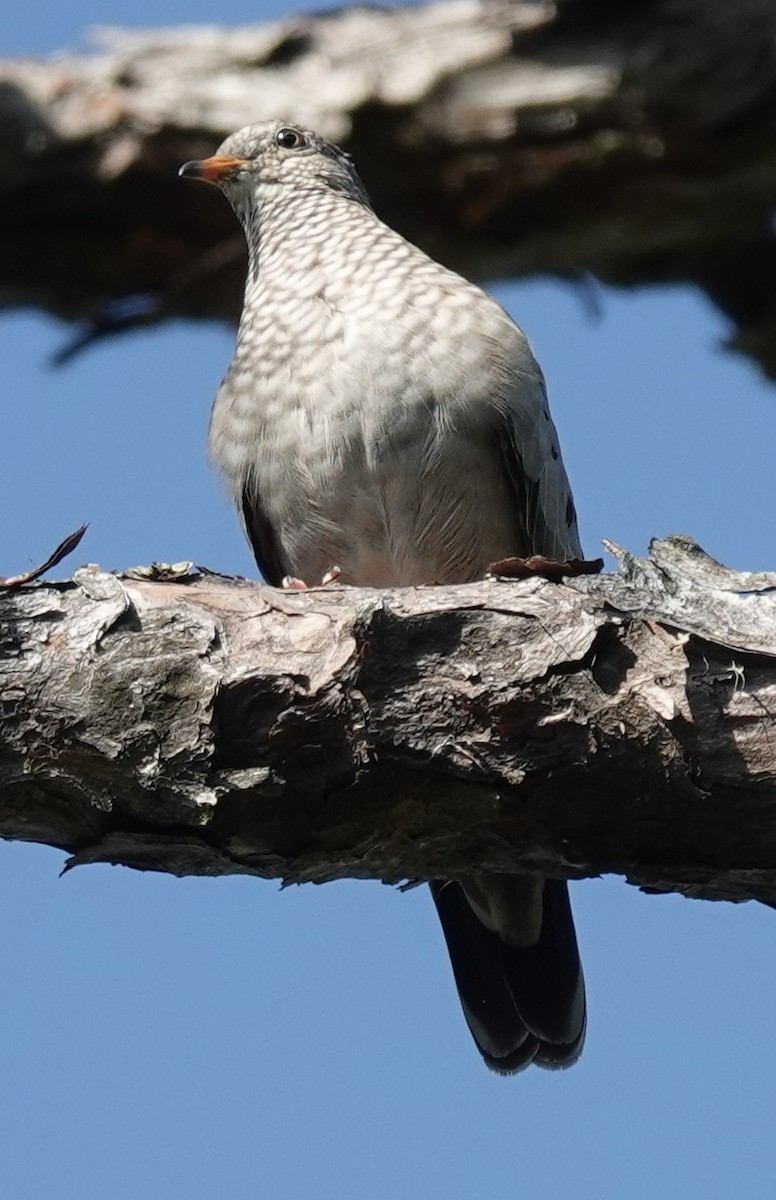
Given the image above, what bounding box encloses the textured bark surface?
[2,536,776,904]
[3,1,776,373]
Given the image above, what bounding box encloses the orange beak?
[178,155,246,184]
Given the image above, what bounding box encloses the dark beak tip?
[178,161,201,180]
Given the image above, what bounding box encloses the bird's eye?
[275,128,307,150]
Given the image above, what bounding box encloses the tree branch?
[3,1,776,374]
[2,537,776,905]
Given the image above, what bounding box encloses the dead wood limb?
[2,536,776,904]
[3,2,776,374]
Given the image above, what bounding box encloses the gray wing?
[241,484,289,587]
[499,364,582,561]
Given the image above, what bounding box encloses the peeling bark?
[3,1,776,374]
[2,536,776,905]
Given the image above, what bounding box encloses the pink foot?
[281,565,342,590]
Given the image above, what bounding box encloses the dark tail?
[430,878,585,1074]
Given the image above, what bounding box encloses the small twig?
[50,239,245,366]
[488,554,605,582]
[0,524,88,589]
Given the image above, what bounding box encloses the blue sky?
[4,6,776,1200]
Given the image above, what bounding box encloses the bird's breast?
[209,285,527,585]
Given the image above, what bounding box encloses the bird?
[179,121,586,1073]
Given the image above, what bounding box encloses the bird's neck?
[242,188,379,288]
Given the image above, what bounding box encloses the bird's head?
[178,121,372,221]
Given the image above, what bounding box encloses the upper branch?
[2,536,776,904]
[3,1,776,373]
